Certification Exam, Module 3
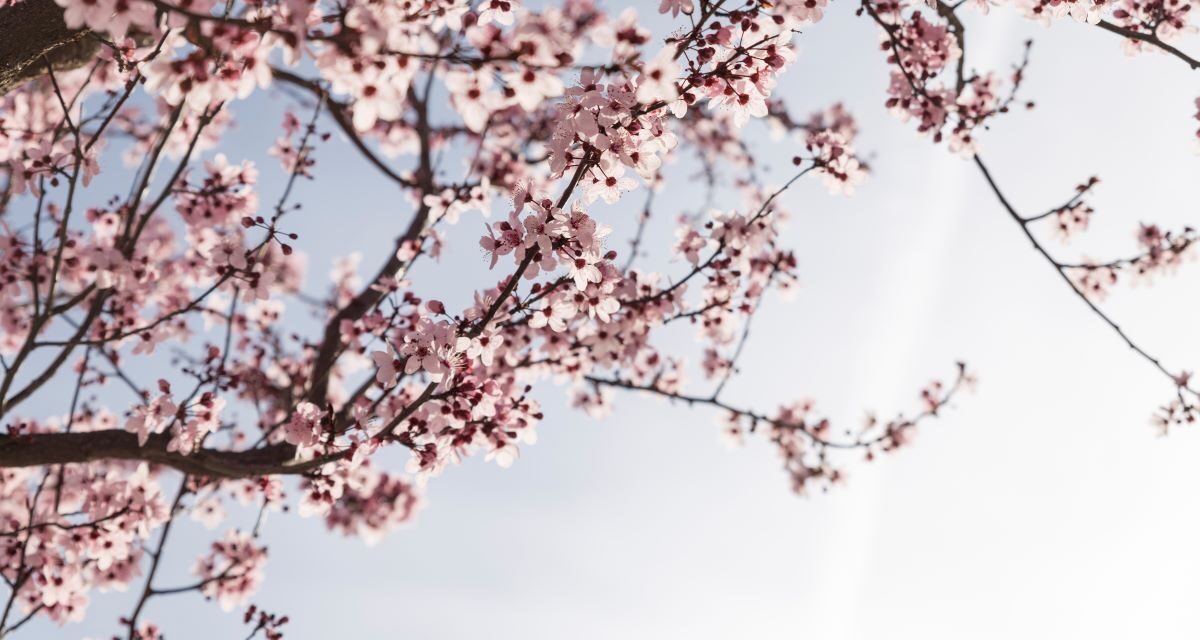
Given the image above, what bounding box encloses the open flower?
[283,402,325,449]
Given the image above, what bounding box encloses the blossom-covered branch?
[0,0,1197,634]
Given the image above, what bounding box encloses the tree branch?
[0,431,308,479]
[0,0,99,96]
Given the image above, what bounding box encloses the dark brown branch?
[0,506,130,538]
[1096,20,1200,70]
[973,154,1192,391]
[300,73,437,406]
[125,476,186,638]
[271,68,419,189]
[586,363,968,451]
[0,0,99,96]
[0,431,306,479]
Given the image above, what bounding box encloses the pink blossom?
[193,531,267,611]
[658,0,694,17]
[636,49,681,105]
[282,402,325,449]
[125,393,178,447]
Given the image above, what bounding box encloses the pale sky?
[23,3,1200,639]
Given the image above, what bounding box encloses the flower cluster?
[1053,202,1095,242]
[323,464,422,544]
[1109,0,1198,45]
[176,154,258,229]
[879,10,962,137]
[0,461,168,625]
[1068,223,1196,300]
[193,530,268,611]
[144,30,272,112]
[1020,0,1114,24]
[869,3,1033,153]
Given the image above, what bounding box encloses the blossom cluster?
[1069,224,1197,300]
[0,460,168,625]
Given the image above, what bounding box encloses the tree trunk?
[0,0,99,96]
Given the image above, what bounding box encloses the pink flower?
[503,68,565,112]
[636,49,681,105]
[167,396,225,455]
[55,0,155,40]
[398,320,461,382]
[126,393,178,446]
[372,348,402,388]
[283,402,325,448]
[522,204,565,255]
[1053,202,1093,243]
[585,168,637,204]
[479,212,525,268]
[484,442,520,468]
[566,253,603,290]
[423,189,468,224]
[658,0,694,17]
[175,154,258,228]
[477,0,518,26]
[193,531,267,611]
[445,70,497,132]
[465,334,504,366]
[528,300,577,332]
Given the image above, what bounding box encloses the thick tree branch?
[0,431,307,478]
[300,73,437,406]
[0,0,100,96]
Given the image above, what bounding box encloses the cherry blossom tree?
[0,0,1195,635]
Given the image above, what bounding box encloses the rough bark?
[0,0,99,96]
[0,431,307,478]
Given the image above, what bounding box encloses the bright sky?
[23,3,1200,639]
